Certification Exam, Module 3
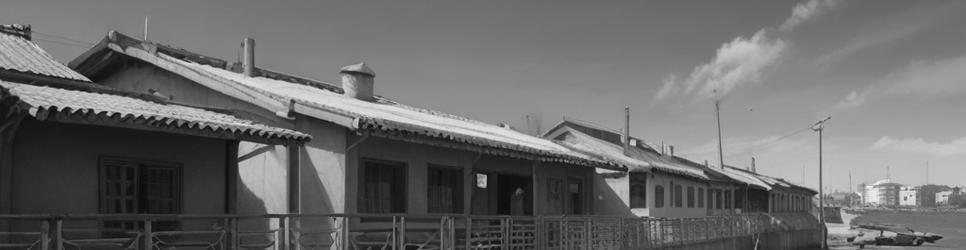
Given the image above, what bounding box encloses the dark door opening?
[496,174,532,215]
[565,178,584,215]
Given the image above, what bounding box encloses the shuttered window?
[698,188,705,208]
[687,186,695,208]
[654,185,665,208]
[673,184,683,208]
[99,157,182,231]
[427,165,462,213]
[629,173,647,208]
[360,160,407,213]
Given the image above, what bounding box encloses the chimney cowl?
[340,63,376,101]
[340,63,375,77]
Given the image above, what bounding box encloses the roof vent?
[340,63,375,101]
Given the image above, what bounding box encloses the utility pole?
[715,99,724,169]
[926,161,929,185]
[812,116,831,250]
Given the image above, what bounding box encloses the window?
[674,185,683,208]
[427,165,463,213]
[687,186,695,208]
[547,178,564,213]
[654,185,665,208]
[724,190,732,209]
[715,190,722,209]
[629,173,646,208]
[698,188,705,208]
[360,160,407,213]
[99,157,182,231]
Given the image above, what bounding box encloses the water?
[830,210,966,250]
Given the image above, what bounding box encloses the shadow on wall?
[593,174,635,216]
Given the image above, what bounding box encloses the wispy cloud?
[870,136,966,157]
[838,51,966,108]
[780,0,842,32]
[816,2,954,67]
[658,30,788,102]
[835,90,867,109]
[654,0,840,104]
[680,135,810,159]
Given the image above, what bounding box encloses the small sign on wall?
[476,173,488,188]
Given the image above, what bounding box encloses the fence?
[0,212,819,250]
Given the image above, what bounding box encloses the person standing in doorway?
[511,188,525,215]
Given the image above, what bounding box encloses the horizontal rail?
[0,212,820,250]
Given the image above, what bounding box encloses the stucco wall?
[10,120,227,214]
[297,118,346,214]
[644,172,708,218]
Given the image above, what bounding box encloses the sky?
[3,0,965,192]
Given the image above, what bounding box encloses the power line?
[32,30,94,46]
[33,37,91,48]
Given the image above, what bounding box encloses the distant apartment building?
[858,179,902,207]
[936,187,966,207]
[899,186,919,207]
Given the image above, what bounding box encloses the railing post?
[342,216,350,250]
[464,216,471,250]
[583,217,590,250]
[144,219,153,250]
[50,218,63,250]
[278,216,288,250]
[40,219,50,250]
[231,217,239,250]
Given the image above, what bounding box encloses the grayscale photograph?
[0,1,964,249]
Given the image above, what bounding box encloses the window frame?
[654,185,665,208]
[687,186,695,208]
[426,164,464,214]
[358,158,408,213]
[698,187,705,208]
[629,173,647,208]
[673,184,683,208]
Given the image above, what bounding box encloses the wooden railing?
[0,212,819,250]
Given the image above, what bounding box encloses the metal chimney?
[623,106,631,156]
[242,38,256,77]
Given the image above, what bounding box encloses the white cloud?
[780,0,841,32]
[838,51,966,108]
[651,0,842,105]
[835,90,866,109]
[651,74,678,105]
[871,136,966,156]
[675,30,788,101]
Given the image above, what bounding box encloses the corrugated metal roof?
[555,126,709,180]
[0,31,90,81]
[158,54,617,168]
[0,81,310,143]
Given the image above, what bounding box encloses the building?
[858,179,903,207]
[543,118,817,218]
[70,31,626,221]
[543,118,714,218]
[899,186,919,207]
[0,24,310,246]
